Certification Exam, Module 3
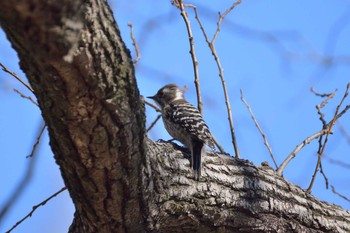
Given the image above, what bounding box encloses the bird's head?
[148,84,185,109]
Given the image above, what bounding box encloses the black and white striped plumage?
[148,84,215,180]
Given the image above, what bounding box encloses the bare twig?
[13,89,39,106]
[306,83,350,193]
[316,105,327,128]
[27,124,46,158]
[145,95,162,132]
[332,105,350,122]
[144,99,161,112]
[276,129,330,176]
[310,87,337,189]
[0,63,33,93]
[192,2,241,158]
[277,103,350,177]
[319,161,329,189]
[310,87,337,99]
[127,23,141,64]
[211,134,225,154]
[212,1,242,44]
[277,83,350,177]
[331,185,350,203]
[176,0,202,113]
[312,88,337,126]
[147,114,162,132]
[240,89,278,169]
[0,121,45,224]
[6,187,67,233]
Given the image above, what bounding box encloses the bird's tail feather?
[192,140,204,181]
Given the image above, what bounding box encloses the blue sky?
[1,1,350,232]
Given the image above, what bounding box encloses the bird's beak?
[147,95,156,100]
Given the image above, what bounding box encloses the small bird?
[148,84,215,180]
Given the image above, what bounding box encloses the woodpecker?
[148,84,215,180]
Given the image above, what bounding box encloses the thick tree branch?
[143,141,350,232]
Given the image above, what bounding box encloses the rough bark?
[143,141,350,232]
[0,1,146,232]
[0,0,349,233]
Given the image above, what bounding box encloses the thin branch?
[6,187,67,233]
[0,121,45,224]
[192,3,241,158]
[211,134,225,154]
[277,102,350,176]
[27,124,46,158]
[144,99,161,112]
[212,0,242,44]
[331,105,350,124]
[213,44,239,158]
[319,161,329,189]
[306,83,350,193]
[312,88,337,127]
[240,89,278,169]
[310,87,337,99]
[331,185,350,203]
[316,105,327,128]
[145,94,162,132]
[276,129,329,176]
[310,87,325,97]
[147,114,162,132]
[13,89,39,106]
[127,23,141,64]
[277,83,350,177]
[176,0,202,113]
[314,90,346,194]
[0,63,33,93]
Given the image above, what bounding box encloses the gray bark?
[0,0,349,232]
[144,142,350,232]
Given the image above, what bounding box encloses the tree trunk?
[0,1,349,233]
[0,1,145,232]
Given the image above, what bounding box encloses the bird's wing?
[166,101,215,149]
